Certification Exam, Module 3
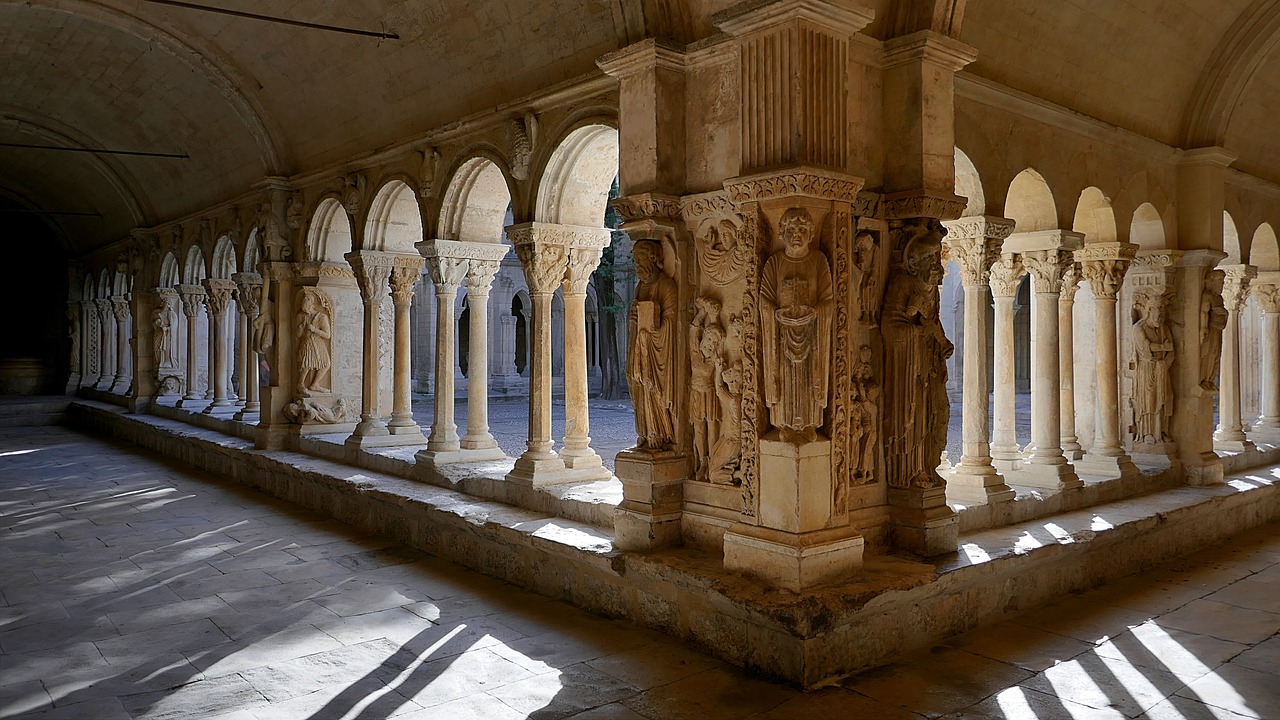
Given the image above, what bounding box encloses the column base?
[505,451,569,487]
[1131,440,1178,467]
[559,446,612,481]
[613,449,688,552]
[759,438,833,534]
[1061,440,1083,461]
[202,400,235,414]
[417,446,506,465]
[722,523,864,592]
[65,374,80,395]
[232,406,260,422]
[946,463,1015,505]
[1075,451,1139,480]
[889,486,958,557]
[1213,435,1257,454]
[175,397,209,411]
[460,433,500,450]
[1011,459,1083,492]
[347,430,427,449]
[109,379,129,394]
[991,446,1023,472]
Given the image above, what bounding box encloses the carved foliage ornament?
[988,256,1026,298]
[1254,283,1280,313]
[514,242,568,295]
[1080,258,1130,299]
[726,172,862,204]
[1022,250,1074,294]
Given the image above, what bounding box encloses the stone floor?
[3,425,1278,720]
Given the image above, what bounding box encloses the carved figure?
[158,375,182,396]
[760,207,832,443]
[67,306,80,373]
[1199,270,1227,392]
[850,344,880,485]
[295,289,333,395]
[853,231,880,324]
[1131,290,1175,443]
[151,304,174,369]
[711,358,743,484]
[627,240,679,450]
[695,217,749,286]
[882,219,953,489]
[689,296,724,480]
[283,398,355,425]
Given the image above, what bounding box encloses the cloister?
[4,0,1280,715]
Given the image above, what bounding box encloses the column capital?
[988,254,1026,298]
[1022,248,1074,294]
[110,296,131,322]
[390,260,425,303]
[1219,264,1256,312]
[176,284,206,317]
[563,245,605,296]
[1060,262,1083,302]
[506,224,576,295]
[1253,278,1280,314]
[345,250,396,301]
[463,259,502,297]
[1080,258,1132,300]
[231,272,263,316]
[202,278,236,315]
[940,217,1012,286]
[1003,229,1085,254]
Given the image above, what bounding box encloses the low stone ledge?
[66,400,1280,689]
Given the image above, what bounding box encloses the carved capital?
[231,272,263,317]
[563,244,605,296]
[941,234,1003,287]
[1059,262,1082,303]
[612,193,682,224]
[882,189,968,221]
[110,297,131,323]
[463,259,502,298]
[1022,249,1074,294]
[1220,265,1256,313]
[988,255,1026,298]
[1133,249,1184,272]
[345,251,394,301]
[725,167,865,204]
[514,241,568,295]
[389,265,420,304]
[1254,282,1280,314]
[1079,259,1128,299]
[424,256,468,294]
[202,278,236,316]
[177,284,206,317]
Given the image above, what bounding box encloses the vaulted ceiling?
[1,0,1278,255]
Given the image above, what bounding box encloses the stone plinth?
[759,438,833,533]
[613,449,687,552]
[723,523,864,593]
[888,486,958,557]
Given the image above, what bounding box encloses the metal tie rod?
[139,0,399,39]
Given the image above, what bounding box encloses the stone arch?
[243,229,261,273]
[1072,187,1118,243]
[83,273,96,301]
[306,198,354,263]
[534,124,620,227]
[1130,203,1168,250]
[364,179,423,254]
[440,157,514,243]
[1224,211,1244,263]
[96,268,111,299]
[211,235,237,280]
[183,245,207,285]
[955,147,985,218]
[112,267,128,296]
[1005,168,1058,233]
[1250,223,1279,271]
[158,253,180,288]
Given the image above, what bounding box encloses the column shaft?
[959,284,992,465]
[1262,311,1280,427]
[561,292,592,456]
[236,307,249,407]
[1059,290,1081,459]
[462,291,494,447]
[429,287,461,450]
[526,291,554,457]
[1094,295,1123,453]
[1029,286,1063,462]
[1217,310,1245,439]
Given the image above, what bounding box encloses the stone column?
[506,224,570,485]
[1059,263,1083,459]
[345,251,394,446]
[989,256,1025,472]
[460,258,502,452]
[232,273,263,420]
[1252,279,1280,437]
[202,279,236,410]
[1018,242,1083,491]
[233,289,249,408]
[1077,244,1139,478]
[500,316,518,376]
[559,235,613,480]
[417,242,470,458]
[942,217,1015,504]
[93,299,114,390]
[176,285,205,407]
[1214,266,1256,451]
[110,296,131,393]
[65,300,82,393]
[386,259,427,444]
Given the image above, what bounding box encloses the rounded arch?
[1130,203,1167,250]
[306,198,354,262]
[1072,187,1118,244]
[364,179,424,253]
[440,157,514,244]
[534,124,620,227]
[111,267,128,296]
[955,147,984,218]
[182,245,207,285]
[1224,211,1243,263]
[1005,168,1058,232]
[97,268,111,298]
[82,273,96,301]
[1250,223,1279,271]
[211,235,237,279]
[158,252,180,288]
[243,228,261,273]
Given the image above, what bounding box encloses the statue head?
[700,324,723,359]
[695,296,720,319]
[1204,269,1225,295]
[779,208,815,259]
[1137,290,1170,327]
[903,220,945,287]
[634,240,663,283]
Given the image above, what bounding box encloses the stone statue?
[850,344,880,485]
[627,239,679,450]
[711,357,742,484]
[690,296,724,480]
[295,288,333,395]
[853,231,879,324]
[67,306,80,374]
[882,219,953,489]
[1199,270,1227,392]
[152,303,174,369]
[1132,290,1175,444]
[283,397,356,425]
[759,207,833,443]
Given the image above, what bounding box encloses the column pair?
[109,295,131,394]
[942,217,1015,505]
[417,240,507,463]
[346,251,428,448]
[176,284,206,408]
[1076,243,1139,478]
[1007,231,1083,491]
[504,223,612,485]
[202,279,237,412]
[1250,278,1280,439]
[93,299,115,390]
[232,272,263,420]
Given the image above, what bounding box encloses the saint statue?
[1132,290,1174,443]
[296,289,333,395]
[882,219,953,489]
[850,344,880,484]
[760,207,833,443]
[627,240,678,450]
[689,296,724,480]
[152,303,174,369]
[67,306,81,374]
[1199,270,1227,392]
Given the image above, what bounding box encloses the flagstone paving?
[2,425,1277,719]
